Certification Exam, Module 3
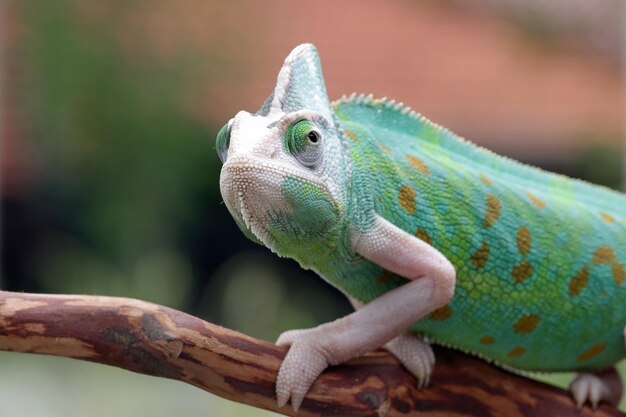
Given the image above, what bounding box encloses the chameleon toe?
[276,333,330,411]
[384,332,435,388]
[569,369,622,409]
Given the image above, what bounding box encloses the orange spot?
[568,267,589,297]
[513,314,540,334]
[593,246,616,264]
[480,336,495,345]
[507,346,526,358]
[484,194,501,228]
[577,343,607,362]
[480,174,492,186]
[377,271,392,284]
[380,145,392,155]
[512,261,533,283]
[613,263,625,286]
[599,212,615,224]
[398,185,416,215]
[415,227,432,245]
[591,246,624,286]
[406,155,430,175]
[470,242,490,270]
[429,305,452,321]
[516,226,532,255]
[525,191,546,209]
[344,129,358,142]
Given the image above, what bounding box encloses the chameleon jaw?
[220,157,333,253]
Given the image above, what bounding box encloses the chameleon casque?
[216,44,626,411]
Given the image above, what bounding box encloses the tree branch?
[0,291,622,417]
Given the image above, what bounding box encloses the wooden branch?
[0,291,623,417]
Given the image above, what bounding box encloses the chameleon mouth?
[219,160,285,251]
[220,155,336,253]
[237,194,274,247]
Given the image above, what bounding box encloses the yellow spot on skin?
[470,242,490,270]
[484,194,501,228]
[592,246,624,286]
[516,226,532,255]
[577,343,607,362]
[480,336,495,345]
[568,267,589,297]
[513,314,540,334]
[398,185,416,215]
[377,271,392,284]
[599,212,615,224]
[621,219,626,227]
[613,264,625,286]
[525,191,546,209]
[406,155,430,175]
[415,227,432,245]
[344,129,358,142]
[480,174,492,186]
[429,305,452,321]
[507,346,526,358]
[593,246,616,264]
[512,261,533,283]
[380,145,392,155]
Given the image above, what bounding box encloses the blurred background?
[0,0,624,416]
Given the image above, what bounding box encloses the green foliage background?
[21,1,213,306]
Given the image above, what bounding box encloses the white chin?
[237,196,277,250]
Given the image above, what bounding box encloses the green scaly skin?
[334,96,626,371]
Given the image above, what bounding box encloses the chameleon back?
[331,95,626,372]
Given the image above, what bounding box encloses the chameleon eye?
[216,121,232,163]
[286,120,323,168]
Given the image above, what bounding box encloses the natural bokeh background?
[1,1,624,416]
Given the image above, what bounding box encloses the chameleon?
[216,43,626,411]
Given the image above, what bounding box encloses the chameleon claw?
[276,387,289,409]
[384,332,435,389]
[591,381,604,409]
[569,369,621,410]
[275,328,330,411]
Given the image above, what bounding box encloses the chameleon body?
[217,43,626,410]
[335,98,626,371]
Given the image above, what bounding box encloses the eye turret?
[285,120,323,168]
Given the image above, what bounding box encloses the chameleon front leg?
[349,297,435,388]
[275,214,456,411]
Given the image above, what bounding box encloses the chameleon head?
[217,44,348,259]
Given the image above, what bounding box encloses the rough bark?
[0,290,623,417]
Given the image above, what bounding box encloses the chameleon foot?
[275,328,330,412]
[569,368,622,409]
[384,332,434,388]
